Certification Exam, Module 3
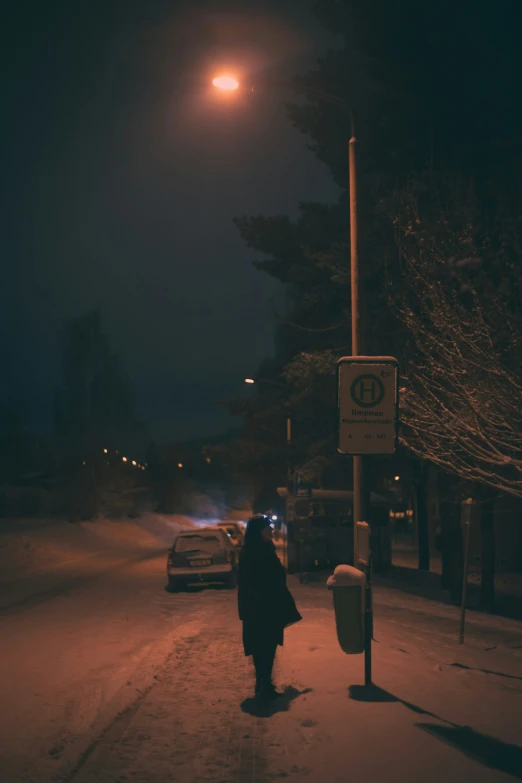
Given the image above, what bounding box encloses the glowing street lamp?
[178,463,183,468]
[244,378,255,384]
[212,75,239,91]
[122,457,128,462]
[132,460,137,466]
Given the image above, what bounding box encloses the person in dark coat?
[238,514,302,699]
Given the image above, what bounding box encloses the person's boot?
[260,679,282,700]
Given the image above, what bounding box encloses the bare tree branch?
[393,179,522,497]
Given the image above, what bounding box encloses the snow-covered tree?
[393,175,522,608]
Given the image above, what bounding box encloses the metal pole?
[285,416,292,571]
[349,133,369,568]
[283,516,288,571]
[364,548,373,685]
[458,499,473,644]
[349,136,359,356]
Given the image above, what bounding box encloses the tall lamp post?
[245,376,291,568]
[244,376,292,486]
[218,75,367,566]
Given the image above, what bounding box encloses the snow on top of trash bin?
[326,564,366,587]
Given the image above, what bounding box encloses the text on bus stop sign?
[338,356,399,455]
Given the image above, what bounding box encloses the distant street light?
[244,376,285,389]
[122,457,128,462]
[178,463,183,468]
[103,448,108,453]
[132,460,137,466]
[394,475,400,481]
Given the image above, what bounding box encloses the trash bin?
[327,564,366,654]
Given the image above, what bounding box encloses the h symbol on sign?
[357,380,377,402]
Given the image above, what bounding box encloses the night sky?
[2,0,341,443]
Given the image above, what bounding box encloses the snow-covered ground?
[0,513,196,574]
[271,581,522,783]
[0,514,202,613]
[0,514,207,782]
[57,577,522,783]
[1,518,521,783]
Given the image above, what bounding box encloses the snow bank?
[225,508,252,525]
[0,514,197,587]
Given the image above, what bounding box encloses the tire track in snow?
[12,618,204,783]
[68,607,271,783]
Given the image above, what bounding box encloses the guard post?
[458,497,476,645]
[294,471,313,584]
[357,521,373,685]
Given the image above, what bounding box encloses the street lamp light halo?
[212,75,239,91]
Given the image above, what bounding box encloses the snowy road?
[0,550,217,783]
[2,545,522,783]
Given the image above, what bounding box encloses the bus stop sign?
[338,356,399,455]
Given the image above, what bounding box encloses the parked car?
[215,521,245,549]
[167,527,238,590]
